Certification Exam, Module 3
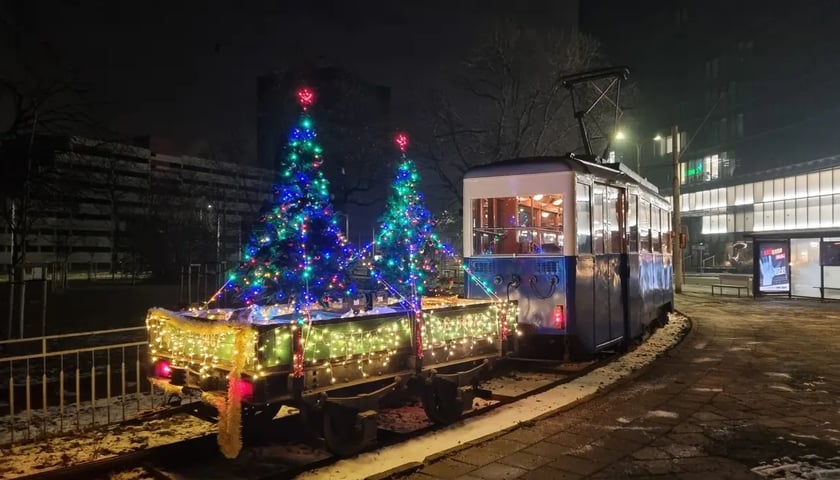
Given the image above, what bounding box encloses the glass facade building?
[680,158,840,300]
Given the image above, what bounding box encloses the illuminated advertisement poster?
[758,242,789,293]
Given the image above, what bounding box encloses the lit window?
[711,154,720,180]
[471,195,564,255]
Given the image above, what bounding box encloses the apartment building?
[1,136,274,277]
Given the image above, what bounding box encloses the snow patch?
[764,372,792,379]
[0,413,213,477]
[692,357,720,363]
[769,384,795,392]
[693,387,723,392]
[752,455,840,479]
[646,410,679,419]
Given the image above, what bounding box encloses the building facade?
[1,136,273,277]
[679,155,840,299]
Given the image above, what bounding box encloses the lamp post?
[615,131,662,176]
[207,204,220,262]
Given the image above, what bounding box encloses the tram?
[462,156,674,359]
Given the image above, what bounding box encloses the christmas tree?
[372,133,452,301]
[220,87,352,309]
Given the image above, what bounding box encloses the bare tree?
[0,9,101,281]
[417,26,622,208]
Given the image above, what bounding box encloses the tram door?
[592,184,626,347]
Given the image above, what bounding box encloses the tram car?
[462,156,674,359]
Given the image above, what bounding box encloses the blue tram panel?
[465,256,569,334]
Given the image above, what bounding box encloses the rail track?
[9,349,624,480]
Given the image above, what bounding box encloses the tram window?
[592,185,605,254]
[605,187,622,253]
[639,199,651,253]
[651,206,661,253]
[471,194,564,255]
[576,183,592,254]
[628,194,638,253]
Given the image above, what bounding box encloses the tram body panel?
[573,255,595,354]
[464,255,569,334]
[626,253,643,341]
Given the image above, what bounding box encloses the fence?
[179,262,228,306]
[0,326,177,446]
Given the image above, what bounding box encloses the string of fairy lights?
[145,86,516,388]
[148,302,516,384]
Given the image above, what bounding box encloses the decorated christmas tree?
[219,87,352,310]
[372,133,452,300]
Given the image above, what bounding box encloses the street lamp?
[614,131,641,174]
[615,131,661,176]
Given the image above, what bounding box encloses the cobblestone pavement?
[397,292,840,480]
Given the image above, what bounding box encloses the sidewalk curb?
[372,309,695,479]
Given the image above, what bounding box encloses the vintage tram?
[462,156,674,359]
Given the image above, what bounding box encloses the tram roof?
[464,155,609,177]
[464,156,663,195]
[465,156,604,179]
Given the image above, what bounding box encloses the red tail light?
[553,305,566,330]
[154,360,172,378]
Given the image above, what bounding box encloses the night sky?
[3,1,578,162]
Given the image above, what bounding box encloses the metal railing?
[0,326,174,446]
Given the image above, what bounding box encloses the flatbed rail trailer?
[146,296,516,456]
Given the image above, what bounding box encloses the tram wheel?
[322,404,373,458]
[422,378,464,425]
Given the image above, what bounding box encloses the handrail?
[0,326,146,346]
[1,340,147,363]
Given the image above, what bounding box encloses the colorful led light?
[297,87,315,110]
[216,87,352,313]
[394,132,409,152]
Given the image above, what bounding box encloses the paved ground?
[396,291,840,479]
